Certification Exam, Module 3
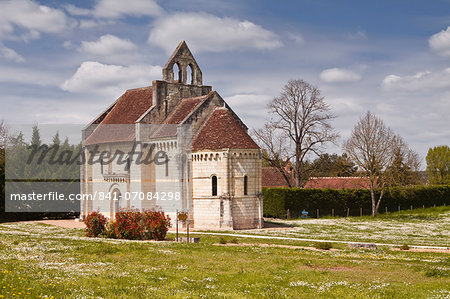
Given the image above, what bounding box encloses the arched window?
[244,175,248,195]
[212,175,217,196]
[187,64,193,84]
[111,188,122,214]
[173,62,181,83]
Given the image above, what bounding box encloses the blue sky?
[1,0,450,165]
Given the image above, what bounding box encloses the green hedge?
[263,185,450,218]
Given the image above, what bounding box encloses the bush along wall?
[262,185,450,218]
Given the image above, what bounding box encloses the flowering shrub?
[85,212,108,237]
[113,210,144,240]
[142,210,172,241]
[94,209,172,241]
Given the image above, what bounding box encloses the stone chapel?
[80,41,263,230]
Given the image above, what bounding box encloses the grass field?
[239,206,450,247]
[0,207,449,298]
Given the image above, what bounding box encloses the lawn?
[0,208,449,298]
[237,206,450,247]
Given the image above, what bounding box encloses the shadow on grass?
[263,219,296,228]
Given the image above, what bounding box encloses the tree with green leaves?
[426,145,450,185]
[310,153,357,177]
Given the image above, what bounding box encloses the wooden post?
[410,205,413,211]
[422,205,425,209]
[287,209,290,219]
[398,205,401,212]
[332,208,334,217]
[434,204,436,208]
[347,208,349,217]
[176,209,178,242]
[360,207,362,217]
[385,206,388,214]
[317,209,319,219]
[187,211,190,243]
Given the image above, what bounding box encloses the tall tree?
[426,145,450,185]
[30,125,41,147]
[343,111,420,217]
[0,120,7,149]
[254,79,339,187]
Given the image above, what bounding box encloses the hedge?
[263,185,450,218]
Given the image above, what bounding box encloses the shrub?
[263,185,450,218]
[142,210,171,241]
[219,237,227,244]
[95,209,172,241]
[314,242,333,250]
[85,212,108,237]
[113,210,144,240]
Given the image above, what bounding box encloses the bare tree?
[0,120,7,149]
[343,111,420,217]
[256,79,339,187]
[253,124,293,187]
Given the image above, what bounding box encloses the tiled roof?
[101,86,153,124]
[304,177,370,189]
[164,93,211,124]
[262,167,293,188]
[84,86,152,145]
[192,108,259,151]
[151,93,212,139]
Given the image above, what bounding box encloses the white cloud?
[148,12,282,53]
[320,68,361,83]
[79,19,115,29]
[0,46,25,63]
[429,27,450,57]
[66,0,162,19]
[0,0,73,39]
[381,68,450,91]
[78,34,139,63]
[61,61,161,96]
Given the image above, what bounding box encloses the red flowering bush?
[142,210,172,241]
[113,210,144,240]
[85,211,108,237]
[111,209,172,240]
[85,209,171,241]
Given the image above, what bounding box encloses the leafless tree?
[0,120,7,149]
[343,111,420,217]
[256,79,339,187]
[253,124,293,187]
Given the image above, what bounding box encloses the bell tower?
[162,41,203,86]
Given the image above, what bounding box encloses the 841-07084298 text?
[90,191,181,201]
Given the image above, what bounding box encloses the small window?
[212,175,217,196]
[165,157,169,177]
[244,175,248,195]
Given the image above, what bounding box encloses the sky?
[1,0,449,166]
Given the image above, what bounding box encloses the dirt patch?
[213,242,340,251]
[30,219,85,229]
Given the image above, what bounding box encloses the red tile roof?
[84,86,152,145]
[151,93,212,139]
[164,93,211,124]
[192,108,259,151]
[304,177,370,189]
[262,167,293,188]
[102,86,153,124]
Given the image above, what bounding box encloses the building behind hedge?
[80,41,263,230]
